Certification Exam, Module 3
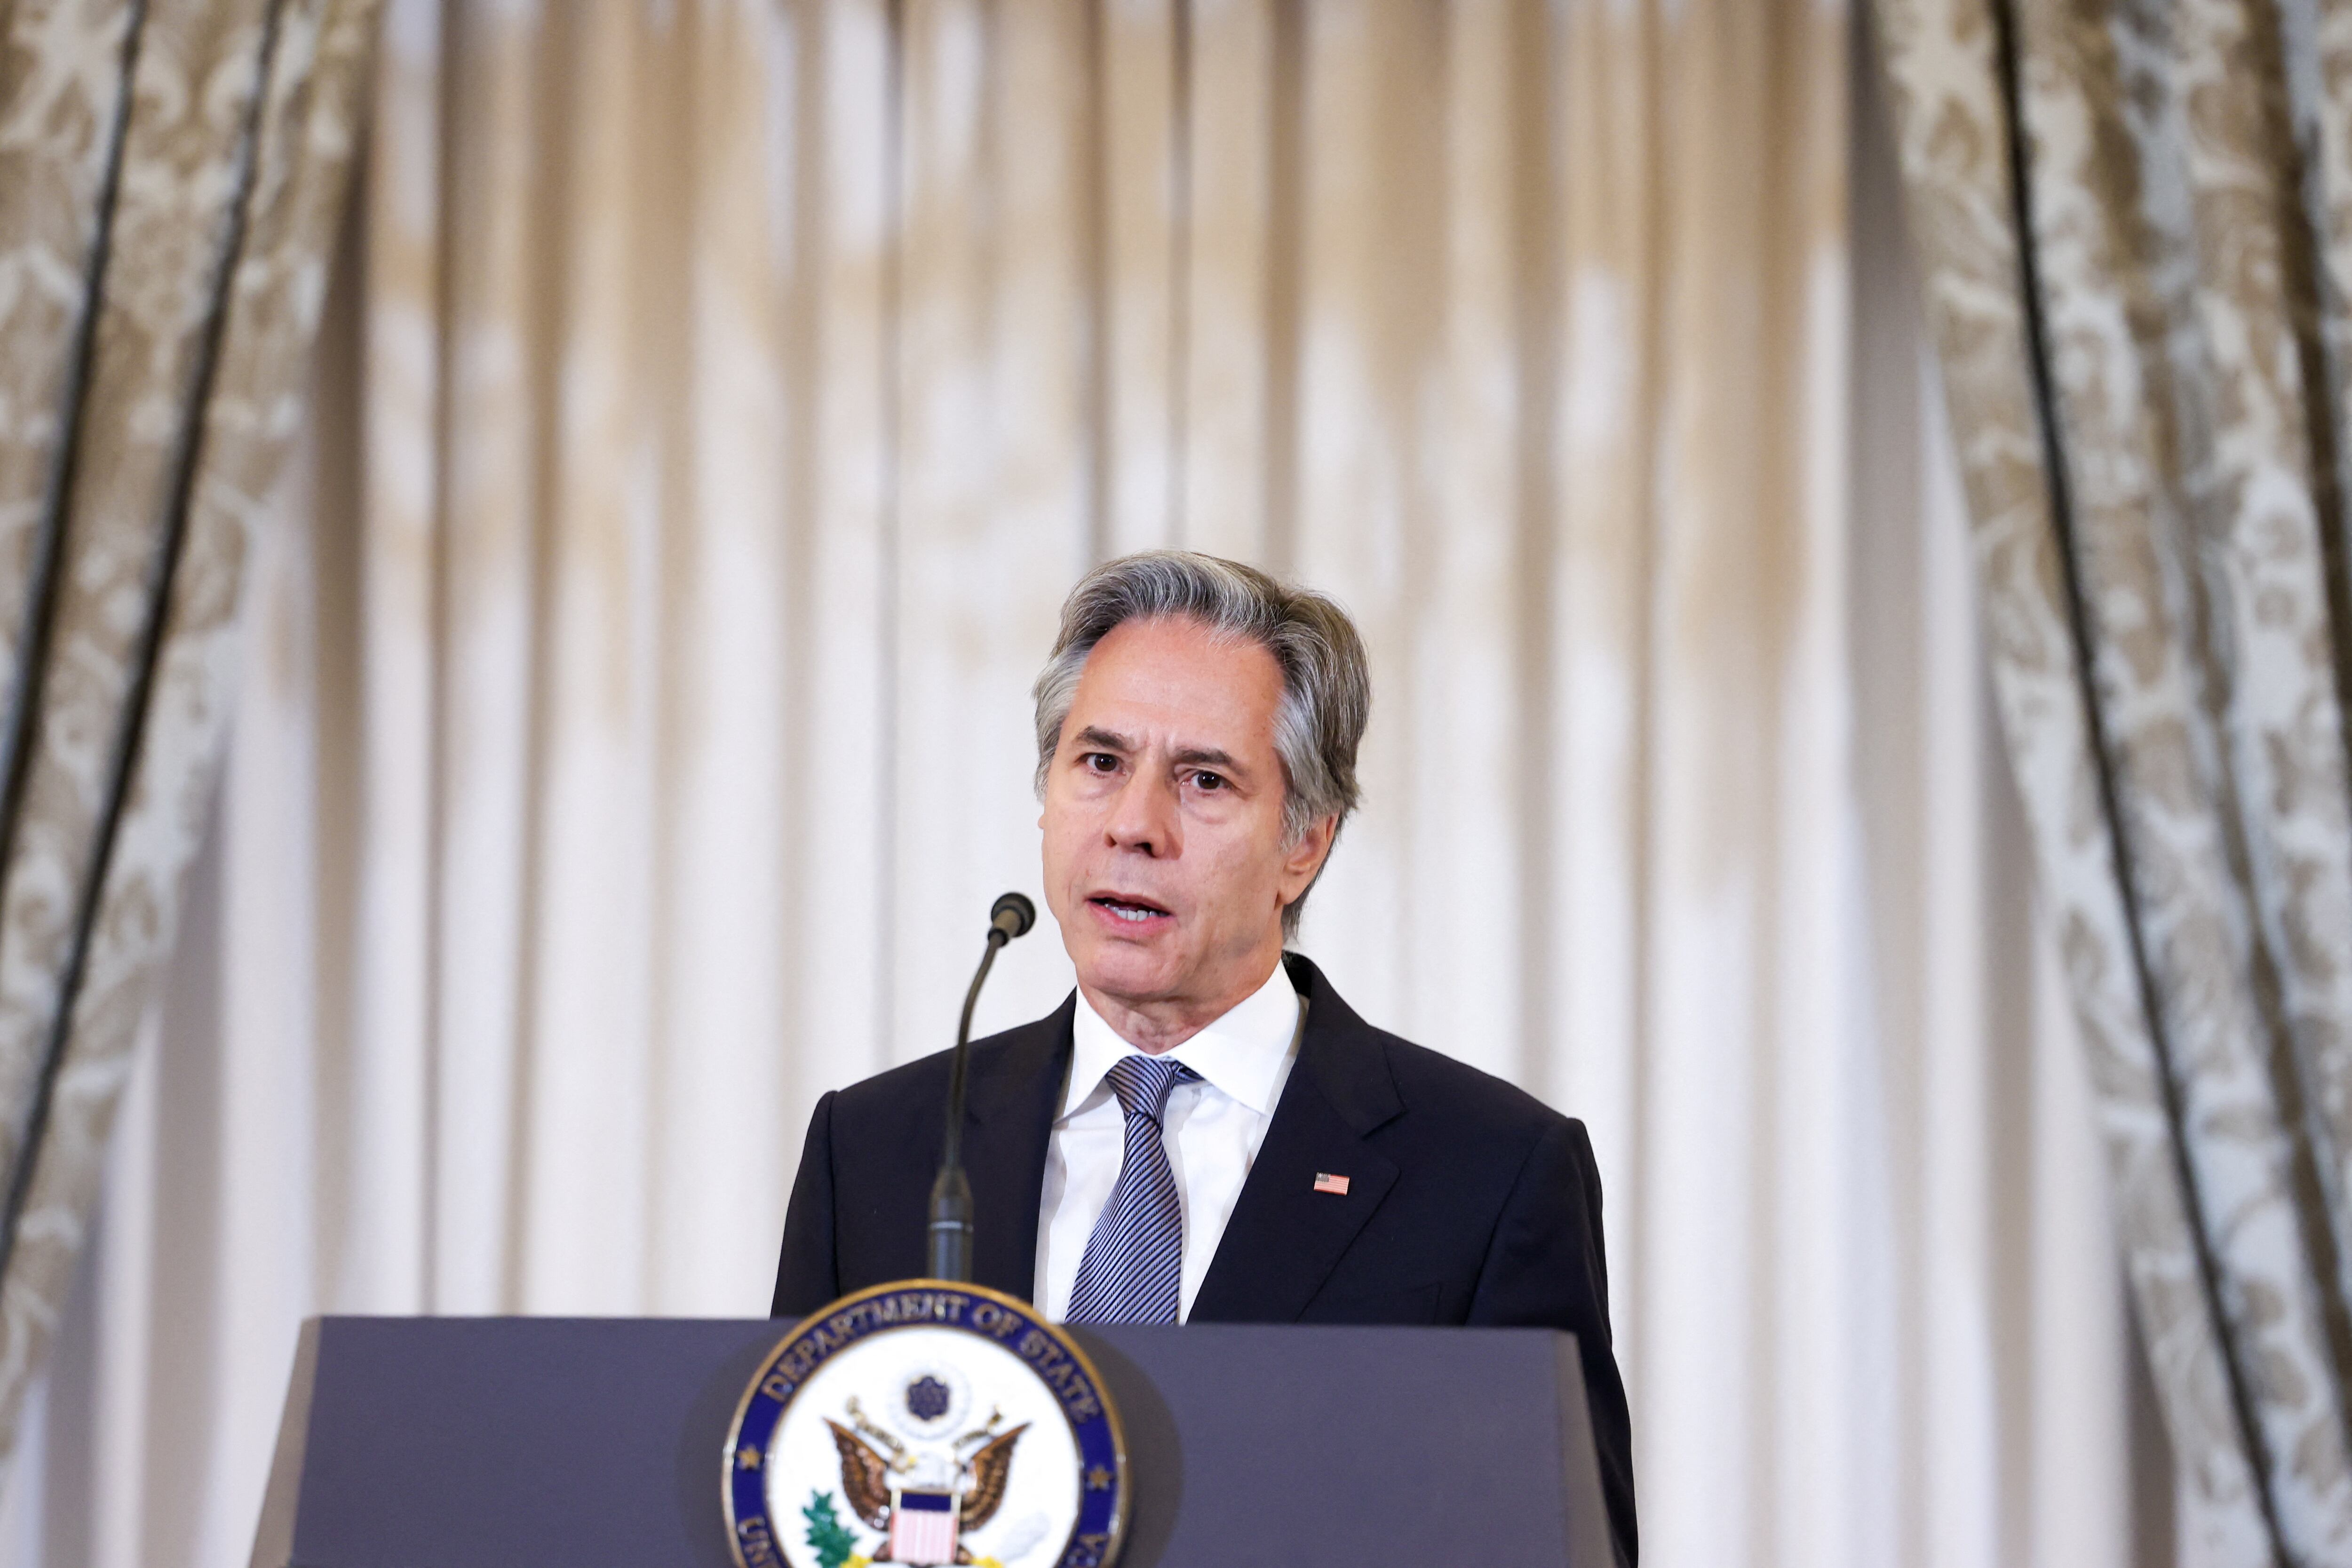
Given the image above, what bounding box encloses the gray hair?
[1032,551,1371,941]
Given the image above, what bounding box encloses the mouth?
[1088,893,1173,927]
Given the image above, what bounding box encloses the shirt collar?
[1064,959,1303,1121]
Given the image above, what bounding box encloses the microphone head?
[989,891,1037,940]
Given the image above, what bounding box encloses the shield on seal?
[884,1488,958,1564]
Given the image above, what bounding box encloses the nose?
[1104,767,1180,857]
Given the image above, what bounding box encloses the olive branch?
[802,1490,859,1568]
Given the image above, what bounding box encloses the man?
[772,552,1635,1564]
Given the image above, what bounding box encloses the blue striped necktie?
[1065,1054,1199,1325]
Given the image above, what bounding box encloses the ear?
[1277,814,1339,902]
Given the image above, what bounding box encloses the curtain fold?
[0,0,376,1480]
[1874,0,2352,1560]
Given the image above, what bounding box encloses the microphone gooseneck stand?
[928,891,1036,1281]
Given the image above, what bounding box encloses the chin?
[1073,943,1180,1004]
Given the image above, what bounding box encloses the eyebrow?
[1171,745,1243,774]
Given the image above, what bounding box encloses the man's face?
[1040,616,1334,1023]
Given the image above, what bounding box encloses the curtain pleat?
[0,0,375,1480]
[1875,0,2352,1559]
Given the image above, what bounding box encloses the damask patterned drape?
[0,0,374,1476]
[1876,0,2352,1560]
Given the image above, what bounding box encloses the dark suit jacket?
[771,952,1637,1566]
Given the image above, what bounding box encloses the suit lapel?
[1190,956,1403,1322]
[959,995,1074,1302]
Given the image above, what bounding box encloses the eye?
[1191,770,1227,792]
[1081,752,1120,774]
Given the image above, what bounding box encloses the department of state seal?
[724,1281,1126,1568]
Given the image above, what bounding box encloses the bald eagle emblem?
[824,1391,1027,1566]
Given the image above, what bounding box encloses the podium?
[250,1315,1615,1568]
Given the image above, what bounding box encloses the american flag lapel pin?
[1313,1172,1350,1195]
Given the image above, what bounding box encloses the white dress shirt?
[1034,961,1305,1322]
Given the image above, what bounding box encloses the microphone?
[928,891,1036,1281]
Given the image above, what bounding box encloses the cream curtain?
[1876,0,2352,1561]
[0,0,375,1498]
[0,2,2166,1566]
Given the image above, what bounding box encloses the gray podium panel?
[251,1315,1610,1568]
